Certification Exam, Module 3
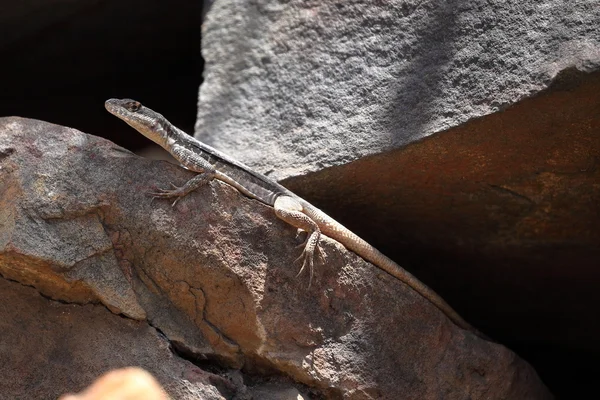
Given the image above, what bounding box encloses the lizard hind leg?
[274,195,321,287]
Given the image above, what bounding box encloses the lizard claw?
[316,245,326,263]
[294,255,314,289]
[294,244,318,289]
[148,184,186,207]
[290,228,321,289]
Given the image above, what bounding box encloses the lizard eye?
[125,101,141,112]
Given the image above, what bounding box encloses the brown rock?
[0,118,551,398]
[0,278,226,399]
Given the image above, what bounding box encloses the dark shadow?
[0,0,203,151]
[285,70,600,399]
[384,1,460,146]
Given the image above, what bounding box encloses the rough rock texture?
[0,121,309,400]
[0,279,225,399]
[281,70,600,398]
[285,70,600,343]
[0,119,551,399]
[196,0,600,181]
[196,1,600,396]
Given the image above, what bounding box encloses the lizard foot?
[148,173,214,207]
[294,230,325,257]
[294,247,315,288]
[272,195,322,288]
[295,241,326,263]
[293,231,322,288]
[148,183,187,207]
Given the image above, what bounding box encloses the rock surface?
[0,119,552,399]
[197,0,600,180]
[284,70,600,345]
[0,279,225,400]
[196,1,600,396]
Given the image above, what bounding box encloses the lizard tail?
[302,203,485,338]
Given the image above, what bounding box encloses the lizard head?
[105,98,171,147]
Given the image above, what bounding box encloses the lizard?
[105,98,481,336]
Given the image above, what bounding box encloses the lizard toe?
[294,247,315,289]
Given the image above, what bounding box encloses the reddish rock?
[0,118,551,399]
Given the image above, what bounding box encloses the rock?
[248,383,307,400]
[196,0,600,180]
[0,118,552,399]
[0,279,226,400]
[281,70,600,398]
[196,2,600,396]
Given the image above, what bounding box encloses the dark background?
[0,0,203,151]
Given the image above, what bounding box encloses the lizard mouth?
[104,99,121,116]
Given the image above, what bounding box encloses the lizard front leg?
[274,195,322,285]
[150,144,216,206]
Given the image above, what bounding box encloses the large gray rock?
[196,0,600,180]
[0,118,552,399]
[196,4,600,397]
